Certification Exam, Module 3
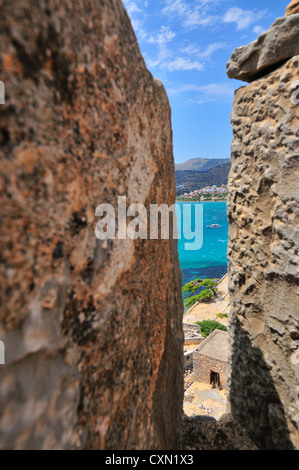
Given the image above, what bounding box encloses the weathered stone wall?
[193,353,227,386]
[0,0,184,449]
[184,338,203,347]
[183,323,201,337]
[227,7,299,449]
[183,323,203,347]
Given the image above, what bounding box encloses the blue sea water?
[176,202,228,285]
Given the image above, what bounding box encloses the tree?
[196,320,227,338]
[182,278,218,308]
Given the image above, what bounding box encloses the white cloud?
[180,44,200,55]
[223,7,266,30]
[167,82,235,103]
[145,26,218,72]
[180,42,226,59]
[123,0,142,15]
[253,25,266,36]
[162,0,220,30]
[122,0,149,42]
[145,38,225,72]
[185,13,217,29]
[147,26,176,46]
[162,0,188,19]
[123,0,228,75]
[148,56,204,72]
[194,83,235,98]
[145,26,176,68]
[198,42,226,59]
[165,57,204,71]
[129,18,146,40]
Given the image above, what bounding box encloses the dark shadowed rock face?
[182,414,257,450]
[0,0,184,449]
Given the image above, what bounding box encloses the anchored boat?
[207,224,222,229]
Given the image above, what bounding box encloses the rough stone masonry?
[226,2,299,450]
[0,0,184,449]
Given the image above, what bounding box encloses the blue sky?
[122,0,287,164]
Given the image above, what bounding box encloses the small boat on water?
[207,224,222,229]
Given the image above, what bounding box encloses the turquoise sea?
[176,202,228,285]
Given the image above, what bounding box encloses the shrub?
[182,282,200,294]
[217,313,228,319]
[195,320,227,338]
[182,277,218,307]
[184,289,214,308]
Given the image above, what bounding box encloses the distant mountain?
[175,162,231,196]
[175,157,230,172]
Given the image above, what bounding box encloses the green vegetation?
[183,278,218,308]
[217,313,228,319]
[196,320,227,338]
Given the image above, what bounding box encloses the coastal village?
[183,274,230,419]
[177,184,228,202]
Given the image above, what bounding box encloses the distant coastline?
[176,184,228,203]
[175,159,230,197]
[176,198,227,203]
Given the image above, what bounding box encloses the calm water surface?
[177,201,228,285]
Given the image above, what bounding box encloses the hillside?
[175,157,230,172]
[175,162,231,195]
